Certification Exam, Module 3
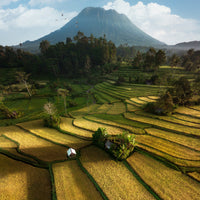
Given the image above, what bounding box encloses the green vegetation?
[1,38,200,199]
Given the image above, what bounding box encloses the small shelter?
[105,140,114,150]
[67,148,76,158]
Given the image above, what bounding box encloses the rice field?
[80,146,155,200]
[106,102,126,114]
[188,172,200,182]
[0,154,51,200]
[175,107,200,118]
[73,118,124,135]
[85,115,145,134]
[173,113,200,124]
[53,160,102,200]
[18,120,92,149]
[136,135,200,161]
[145,128,200,151]
[124,112,200,136]
[126,103,140,112]
[127,152,200,200]
[0,125,68,162]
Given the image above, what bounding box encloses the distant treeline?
[0,32,117,80]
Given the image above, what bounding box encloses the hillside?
[18,7,165,52]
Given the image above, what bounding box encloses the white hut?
[105,140,114,150]
[67,148,76,158]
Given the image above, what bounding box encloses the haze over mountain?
[18,7,165,52]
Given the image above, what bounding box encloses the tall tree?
[15,71,32,97]
[39,40,50,55]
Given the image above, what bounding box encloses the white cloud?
[28,0,65,7]
[0,5,77,46]
[0,0,19,8]
[103,0,200,44]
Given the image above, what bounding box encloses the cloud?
[0,5,77,45]
[0,0,19,8]
[28,0,65,7]
[103,0,200,44]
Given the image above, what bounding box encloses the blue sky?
[0,0,200,46]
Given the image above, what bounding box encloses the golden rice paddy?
[74,118,124,135]
[130,97,148,105]
[18,120,92,149]
[106,102,126,114]
[124,112,200,136]
[173,113,200,124]
[188,172,200,182]
[0,125,68,162]
[85,115,144,134]
[0,154,51,200]
[145,128,200,151]
[60,117,93,138]
[53,160,102,200]
[80,146,155,200]
[175,107,200,118]
[127,152,200,200]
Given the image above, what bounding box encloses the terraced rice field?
[18,120,92,149]
[73,117,124,135]
[127,152,200,200]
[124,112,200,136]
[0,154,51,200]
[53,160,102,200]
[0,126,68,162]
[60,117,93,138]
[80,146,155,200]
[1,91,200,199]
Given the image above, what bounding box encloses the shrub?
[92,128,108,148]
[0,102,22,119]
[43,102,60,128]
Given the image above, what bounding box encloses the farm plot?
[0,136,17,149]
[130,98,148,105]
[85,115,145,134]
[92,103,113,114]
[106,102,126,115]
[145,128,200,151]
[53,160,102,200]
[175,107,200,118]
[136,135,200,161]
[127,152,200,200]
[173,113,200,124]
[0,126,68,162]
[124,113,200,137]
[188,172,200,182]
[125,99,143,108]
[18,120,91,149]
[70,104,100,117]
[0,154,51,200]
[138,97,156,102]
[80,146,155,200]
[126,103,140,112]
[136,111,200,128]
[60,118,93,138]
[73,118,124,135]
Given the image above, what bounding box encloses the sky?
[0,0,200,46]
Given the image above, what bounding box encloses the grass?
[73,118,124,135]
[60,117,93,138]
[145,128,200,151]
[53,160,103,200]
[0,125,68,162]
[127,152,200,200]
[18,120,92,149]
[80,146,155,200]
[0,154,51,200]
[124,112,200,137]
